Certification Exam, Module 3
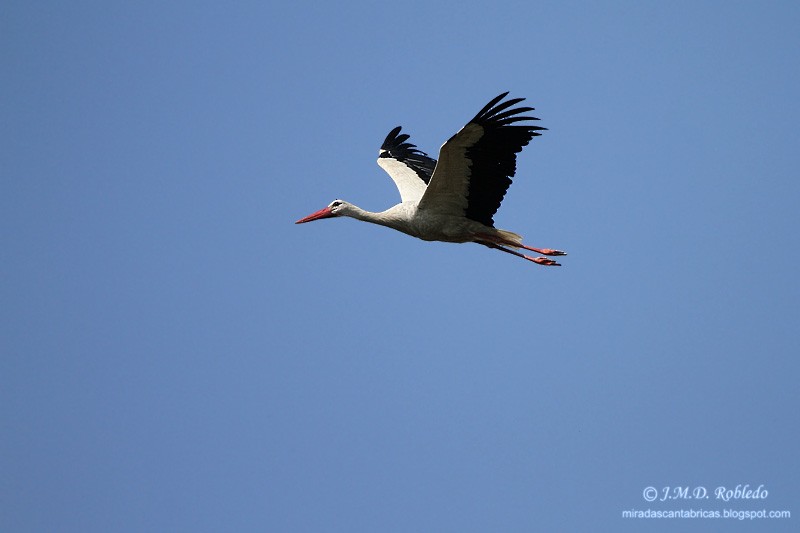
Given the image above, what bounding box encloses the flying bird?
[295,92,566,265]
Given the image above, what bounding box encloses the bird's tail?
[493,228,524,248]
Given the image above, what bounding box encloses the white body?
[337,200,521,244]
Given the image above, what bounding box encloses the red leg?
[478,241,561,266]
[474,233,567,258]
[518,244,567,256]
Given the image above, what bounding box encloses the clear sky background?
[2,2,799,531]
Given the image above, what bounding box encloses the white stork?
[296,92,566,265]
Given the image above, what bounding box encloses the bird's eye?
[331,201,342,208]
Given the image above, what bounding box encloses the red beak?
[295,206,335,224]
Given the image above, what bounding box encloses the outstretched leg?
[475,233,567,260]
[477,240,561,266]
[518,244,567,257]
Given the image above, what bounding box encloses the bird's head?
[295,199,350,224]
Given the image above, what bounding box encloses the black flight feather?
[379,126,437,184]
[462,93,546,227]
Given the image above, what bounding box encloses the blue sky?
[2,1,799,531]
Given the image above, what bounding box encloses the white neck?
[341,202,416,235]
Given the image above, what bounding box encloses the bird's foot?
[520,245,567,256]
[539,248,567,256]
[528,256,561,266]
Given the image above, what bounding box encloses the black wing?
[378,126,437,185]
[463,93,546,226]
